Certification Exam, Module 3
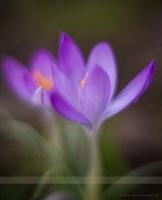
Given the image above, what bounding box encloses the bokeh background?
[0,0,162,199]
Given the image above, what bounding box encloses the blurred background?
[0,0,162,199]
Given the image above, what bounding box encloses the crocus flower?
[51,33,155,130]
[2,49,56,107]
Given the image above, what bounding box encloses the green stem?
[84,129,102,200]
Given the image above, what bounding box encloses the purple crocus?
[2,49,56,107]
[51,33,155,129]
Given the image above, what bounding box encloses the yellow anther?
[33,71,52,90]
[80,73,89,88]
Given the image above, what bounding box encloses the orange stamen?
[33,71,52,90]
[80,73,89,88]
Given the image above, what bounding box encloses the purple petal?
[103,60,155,120]
[24,71,37,94]
[32,87,51,107]
[59,33,85,84]
[52,66,81,110]
[80,66,111,125]
[51,91,92,126]
[29,48,56,79]
[32,87,44,105]
[2,56,36,102]
[87,42,117,99]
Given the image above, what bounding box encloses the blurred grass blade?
[30,164,64,200]
[0,120,46,157]
[0,107,14,121]
[0,120,87,200]
[101,161,162,200]
[0,119,77,172]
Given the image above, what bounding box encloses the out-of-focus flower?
[2,49,56,107]
[51,33,155,129]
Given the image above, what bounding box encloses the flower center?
[33,71,52,90]
[80,73,89,88]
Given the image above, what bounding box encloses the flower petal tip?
[148,60,155,74]
[145,60,155,87]
[32,48,52,55]
[60,32,70,45]
[29,48,55,64]
[1,55,13,79]
[2,55,15,66]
